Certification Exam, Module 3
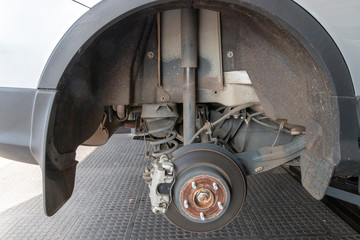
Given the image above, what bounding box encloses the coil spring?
[147,118,179,158]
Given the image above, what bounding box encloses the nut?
[147,51,154,59]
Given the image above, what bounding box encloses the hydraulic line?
[181,8,198,145]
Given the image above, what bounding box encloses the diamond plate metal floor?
[1,134,360,240]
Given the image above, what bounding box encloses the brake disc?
[165,143,247,232]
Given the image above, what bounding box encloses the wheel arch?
[40,0,360,216]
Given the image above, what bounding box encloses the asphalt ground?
[1,134,359,239]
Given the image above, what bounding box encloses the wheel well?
[43,0,359,215]
[50,1,339,162]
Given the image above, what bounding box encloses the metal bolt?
[160,95,166,102]
[159,155,168,163]
[226,51,233,58]
[213,182,218,190]
[200,212,205,221]
[147,51,154,59]
[233,113,240,119]
[192,181,197,189]
[290,128,302,135]
[152,206,166,214]
[218,201,223,210]
[184,200,189,209]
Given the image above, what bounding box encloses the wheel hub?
[178,174,230,222]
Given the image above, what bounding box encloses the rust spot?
[178,175,228,221]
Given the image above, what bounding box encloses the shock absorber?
[181,8,198,145]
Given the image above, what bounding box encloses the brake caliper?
[143,155,175,214]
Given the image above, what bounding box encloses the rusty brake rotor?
[165,143,247,232]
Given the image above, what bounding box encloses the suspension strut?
[181,8,198,145]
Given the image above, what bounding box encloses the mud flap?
[300,151,335,200]
[44,161,77,216]
[44,139,78,216]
